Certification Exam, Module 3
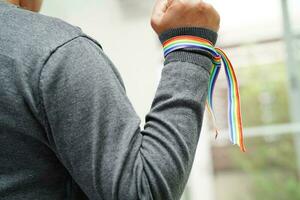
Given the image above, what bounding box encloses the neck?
[3,0,42,12]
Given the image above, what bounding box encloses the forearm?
[118,28,216,200]
[40,28,217,200]
[138,57,211,199]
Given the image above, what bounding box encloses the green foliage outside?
[238,62,290,127]
[231,135,300,200]
[231,63,300,200]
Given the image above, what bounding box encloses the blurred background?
[41,0,300,199]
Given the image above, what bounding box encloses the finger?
[152,0,169,20]
[152,0,176,20]
[193,0,203,3]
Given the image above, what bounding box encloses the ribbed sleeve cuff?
[159,27,218,45]
[159,27,218,71]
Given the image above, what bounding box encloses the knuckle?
[176,1,186,8]
[197,2,206,11]
[204,2,213,10]
[172,0,193,11]
[176,0,188,8]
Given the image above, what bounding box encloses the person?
[0,0,220,199]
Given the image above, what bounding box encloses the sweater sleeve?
[39,28,217,200]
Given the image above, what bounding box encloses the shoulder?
[0,6,86,61]
[5,6,83,46]
[41,36,125,90]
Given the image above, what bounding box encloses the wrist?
[159,27,218,46]
[159,27,218,71]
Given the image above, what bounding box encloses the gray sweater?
[0,1,217,200]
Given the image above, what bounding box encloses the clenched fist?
[151,0,220,35]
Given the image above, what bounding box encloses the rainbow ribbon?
[163,35,246,152]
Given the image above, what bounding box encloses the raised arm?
[39,1,220,199]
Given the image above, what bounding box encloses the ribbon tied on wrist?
[163,35,246,152]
